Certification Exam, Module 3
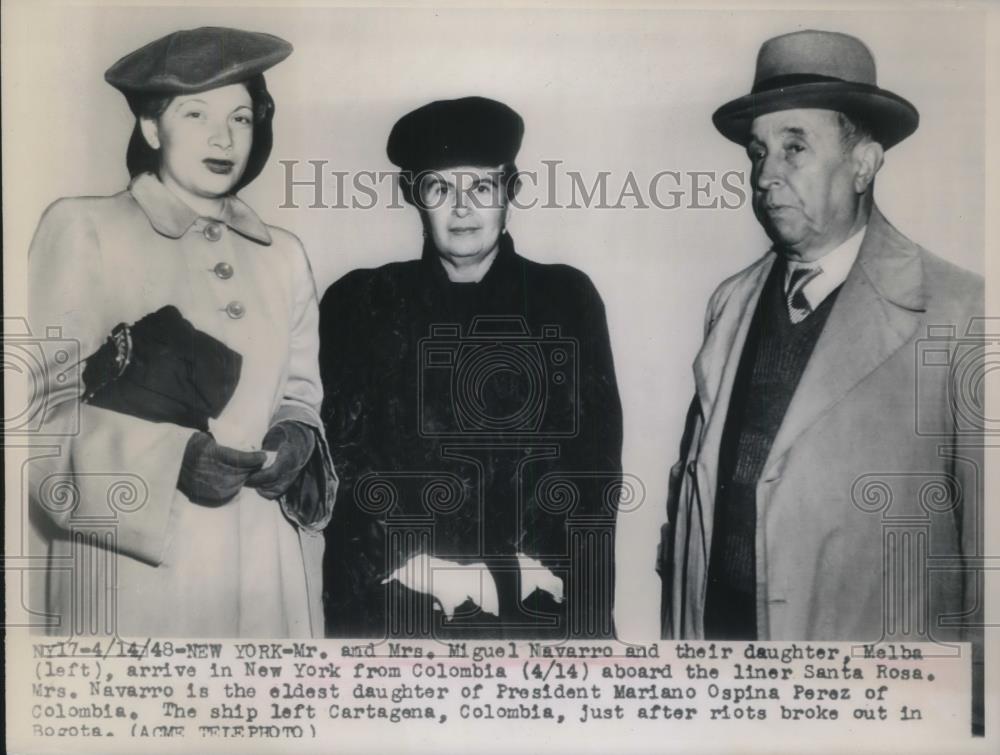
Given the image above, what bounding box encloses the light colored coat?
[28,172,333,638]
[661,208,984,648]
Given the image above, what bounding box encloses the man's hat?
[104,26,292,95]
[387,96,524,173]
[104,27,292,192]
[712,30,918,149]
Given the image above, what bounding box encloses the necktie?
[786,265,822,324]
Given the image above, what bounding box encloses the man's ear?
[139,117,161,150]
[853,140,884,193]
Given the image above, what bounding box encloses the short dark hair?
[399,162,522,209]
[126,77,272,126]
[129,93,172,121]
[836,111,878,150]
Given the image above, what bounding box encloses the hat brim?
[713,82,919,149]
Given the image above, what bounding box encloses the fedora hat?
[713,30,918,149]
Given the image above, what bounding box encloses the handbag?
[82,305,242,431]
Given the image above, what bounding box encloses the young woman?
[28,27,335,637]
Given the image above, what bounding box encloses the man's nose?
[755,153,783,190]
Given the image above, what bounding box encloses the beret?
[105,26,292,95]
[387,96,524,173]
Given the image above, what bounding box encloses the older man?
[659,30,983,727]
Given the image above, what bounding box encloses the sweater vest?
[703,258,842,639]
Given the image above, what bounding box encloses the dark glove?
[178,431,266,505]
[245,421,316,500]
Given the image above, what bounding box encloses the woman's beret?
[104,26,292,95]
[387,96,524,173]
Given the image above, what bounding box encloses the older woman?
[28,27,335,637]
[320,96,622,639]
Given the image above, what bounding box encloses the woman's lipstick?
[203,158,234,175]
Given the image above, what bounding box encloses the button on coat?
[204,222,223,242]
[28,172,336,638]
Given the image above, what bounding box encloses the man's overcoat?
[660,209,984,653]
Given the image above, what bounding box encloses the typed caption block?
[12,639,972,752]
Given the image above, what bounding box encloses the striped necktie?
[785,265,822,324]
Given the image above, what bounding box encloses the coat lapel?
[763,208,926,475]
[693,253,774,525]
[693,255,774,427]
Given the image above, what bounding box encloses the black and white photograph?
[3,1,996,752]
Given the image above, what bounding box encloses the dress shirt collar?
[783,224,867,310]
[129,172,272,245]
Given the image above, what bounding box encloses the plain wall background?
[2,3,985,639]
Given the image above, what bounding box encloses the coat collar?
[693,205,926,480]
[854,207,926,312]
[129,172,272,244]
[762,206,924,470]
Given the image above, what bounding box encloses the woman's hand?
[178,431,266,505]
[245,421,316,500]
[516,553,564,603]
[382,554,500,619]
